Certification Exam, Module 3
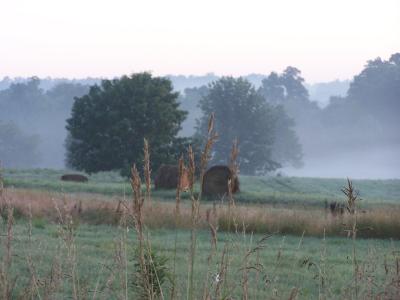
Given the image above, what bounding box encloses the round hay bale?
[202,165,239,197]
[60,174,88,183]
[154,164,190,190]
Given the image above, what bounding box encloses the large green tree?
[197,77,280,175]
[66,73,188,176]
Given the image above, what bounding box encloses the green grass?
[2,169,400,298]
[3,168,400,206]
[2,221,399,299]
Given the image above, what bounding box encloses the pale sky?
[0,0,399,83]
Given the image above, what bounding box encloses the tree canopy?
[66,73,188,176]
[258,67,320,159]
[346,53,400,129]
[322,53,400,145]
[197,77,281,175]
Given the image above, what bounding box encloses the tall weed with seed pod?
[187,113,218,300]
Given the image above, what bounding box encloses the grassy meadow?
[4,168,400,206]
[1,221,400,299]
[1,167,400,299]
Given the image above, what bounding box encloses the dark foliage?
[66,73,188,176]
[132,248,171,298]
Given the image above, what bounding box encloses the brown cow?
[60,174,89,183]
[154,164,190,190]
[202,165,239,197]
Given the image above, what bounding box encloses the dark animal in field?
[202,165,239,197]
[154,164,190,190]
[329,201,345,216]
[60,174,88,183]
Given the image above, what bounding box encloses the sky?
[0,0,399,83]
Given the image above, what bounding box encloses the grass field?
[2,221,400,299]
[1,168,400,299]
[4,168,400,206]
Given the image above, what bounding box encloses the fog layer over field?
[0,55,398,179]
[281,145,400,179]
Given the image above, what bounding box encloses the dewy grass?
[0,216,400,298]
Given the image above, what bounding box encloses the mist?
[281,145,400,179]
[0,54,399,179]
[0,79,90,168]
[177,55,400,179]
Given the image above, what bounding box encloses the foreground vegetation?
[1,174,400,298]
[3,188,400,239]
[1,221,399,299]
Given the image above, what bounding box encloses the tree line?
[181,53,400,176]
[0,78,89,168]
[0,53,398,176]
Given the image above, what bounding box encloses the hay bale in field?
[202,165,239,197]
[60,174,88,183]
[154,164,190,190]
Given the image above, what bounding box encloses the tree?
[66,73,188,176]
[346,53,400,130]
[259,67,318,116]
[259,67,318,161]
[0,77,49,127]
[321,53,400,147]
[0,121,41,168]
[178,86,209,137]
[270,105,303,168]
[197,77,280,175]
[46,82,89,113]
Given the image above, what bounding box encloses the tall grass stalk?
[202,206,218,299]
[53,197,81,300]
[187,113,218,300]
[175,156,184,216]
[342,178,361,299]
[0,161,3,197]
[171,155,185,300]
[144,138,152,210]
[131,140,170,299]
[23,202,43,300]
[130,164,153,298]
[0,193,16,299]
[227,139,239,231]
